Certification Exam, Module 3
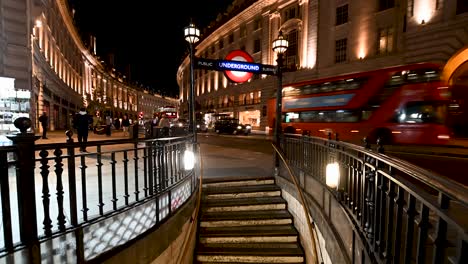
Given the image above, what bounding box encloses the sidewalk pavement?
[0,129,130,146]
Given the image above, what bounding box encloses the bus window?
[285,112,299,122]
[399,101,446,124]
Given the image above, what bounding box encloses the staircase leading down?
[194,176,305,264]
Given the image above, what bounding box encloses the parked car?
[214,118,251,135]
[172,119,208,133]
[196,120,208,132]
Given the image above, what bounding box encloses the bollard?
[6,117,41,263]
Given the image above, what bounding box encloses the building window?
[283,4,301,21]
[254,17,262,31]
[219,39,224,50]
[253,39,261,53]
[286,30,299,70]
[336,4,348,25]
[456,0,468,14]
[378,27,394,55]
[240,24,247,38]
[408,0,414,17]
[378,0,395,11]
[335,38,347,63]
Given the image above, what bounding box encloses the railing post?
[65,130,85,262]
[6,117,40,263]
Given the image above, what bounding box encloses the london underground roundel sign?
[224,50,254,83]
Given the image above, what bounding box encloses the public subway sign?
[194,50,277,83]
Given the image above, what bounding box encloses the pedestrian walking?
[38,112,48,139]
[74,108,92,152]
[151,113,160,137]
[105,115,112,136]
[122,114,130,136]
[158,113,171,137]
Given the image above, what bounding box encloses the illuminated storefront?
[0,77,31,133]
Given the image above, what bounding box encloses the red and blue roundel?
[224,50,254,83]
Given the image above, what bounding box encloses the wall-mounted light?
[326,162,340,189]
[184,149,195,170]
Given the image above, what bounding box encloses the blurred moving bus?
[267,63,452,145]
[155,106,178,121]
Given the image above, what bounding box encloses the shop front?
[0,77,31,134]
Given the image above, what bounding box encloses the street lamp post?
[184,23,200,143]
[272,31,288,166]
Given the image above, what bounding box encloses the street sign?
[195,57,277,78]
[223,50,254,83]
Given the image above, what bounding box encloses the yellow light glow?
[391,131,402,134]
[415,0,434,25]
[356,23,368,60]
[350,130,359,133]
[35,19,42,27]
[357,47,366,60]
[326,162,340,189]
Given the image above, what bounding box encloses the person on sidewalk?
[122,114,130,137]
[38,112,48,139]
[74,108,92,152]
[105,115,112,136]
[158,113,171,137]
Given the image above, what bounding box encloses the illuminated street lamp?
[272,31,288,165]
[184,23,200,143]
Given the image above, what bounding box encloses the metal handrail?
[271,142,321,264]
[0,135,197,262]
[281,134,468,264]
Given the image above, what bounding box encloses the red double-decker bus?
[267,63,452,145]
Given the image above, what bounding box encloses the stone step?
[196,242,305,263]
[203,176,275,188]
[202,196,287,212]
[203,184,282,200]
[196,176,304,264]
[199,224,299,244]
[196,262,304,264]
[200,209,293,227]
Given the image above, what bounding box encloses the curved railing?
[271,142,321,264]
[278,134,468,264]
[0,131,197,263]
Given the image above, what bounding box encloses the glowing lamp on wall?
[326,162,340,189]
[184,149,195,170]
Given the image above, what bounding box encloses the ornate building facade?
[0,0,178,134]
[177,0,468,133]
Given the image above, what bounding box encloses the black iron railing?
[0,129,196,263]
[280,134,467,264]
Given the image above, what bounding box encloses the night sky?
[72,0,233,98]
